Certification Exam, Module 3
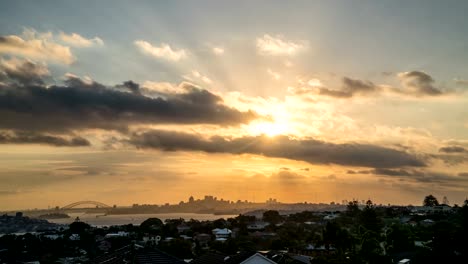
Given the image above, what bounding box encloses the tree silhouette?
[423,194,439,206]
[69,221,91,233]
[140,217,163,231]
[346,200,360,217]
[262,210,282,225]
[360,200,381,232]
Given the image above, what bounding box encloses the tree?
[69,221,91,233]
[158,239,194,259]
[386,224,414,253]
[140,218,163,231]
[442,196,449,205]
[423,194,439,207]
[346,200,360,217]
[262,210,282,225]
[360,200,381,232]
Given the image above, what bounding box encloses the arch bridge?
[61,201,112,209]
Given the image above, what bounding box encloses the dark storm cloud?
[0,130,90,147]
[431,153,468,166]
[116,80,141,95]
[128,129,426,168]
[397,71,444,96]
[434,146,468,165]
[0,58,49,86]
[353,168,468,185]
[0,77,257,133]
[63,74,106,90]
[316,77,380,98]
[439,146,467,153]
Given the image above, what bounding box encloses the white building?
[212,228,232,240]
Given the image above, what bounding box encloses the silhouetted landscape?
[2,0,468,263]
[1,195,468,263]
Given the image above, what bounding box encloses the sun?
[249,121,289,137]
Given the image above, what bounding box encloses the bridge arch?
[61,201,111,209]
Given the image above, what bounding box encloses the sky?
[1,0,468,210]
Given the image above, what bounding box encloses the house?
[250,231,277,240]
[180,234,192,240]
[142,235,161,245]
[420,219,435,226]
[69,234,80,241]
[190,252,227,264]
[433,205,452,212]
[323,214,338,221]
[296,244,336,257]
[239,253,277,264]
[134,248,186,264]
[247,222,269,231]
[105,231,129,238]
[212,228,232,240]
[195,233,211,248]
[97,240,112,251]
[177,224,191,233]
[43,234,61,240]
[267,252,312,264]
[224,252,267,264]
[91,244,134,263]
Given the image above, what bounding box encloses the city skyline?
[1,0,468,210]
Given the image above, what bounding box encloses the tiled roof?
[135,248,186,264]
[91,245,133,264]
[224,251,257,264]
[190,252,227,264]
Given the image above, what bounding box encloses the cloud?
[183,70,212,84]
[116,80,141,95]
[439,146,467,153]
[0,130,90,147]
[212,47,224,55]
[454,78,468,86]
[142,81,186,94]
[397,71,444,96]
[312,72,450,98]
[59,32,104,47]
[308,79,323,87]
[129,130,426,168]
[0,57,50,86]
[267,68,281,80]
[360,168,468,186]
[316,77,380,98]
[134,40,187,61]
[256,34,305,56]
[271,170,306,185]
[0,28,75,64]
[435,146,468,165]
[0,75,257,133]
[0,190,21,196]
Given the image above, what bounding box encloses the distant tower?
[443,196,449,205]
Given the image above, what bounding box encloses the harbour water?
[47,212,237,226]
